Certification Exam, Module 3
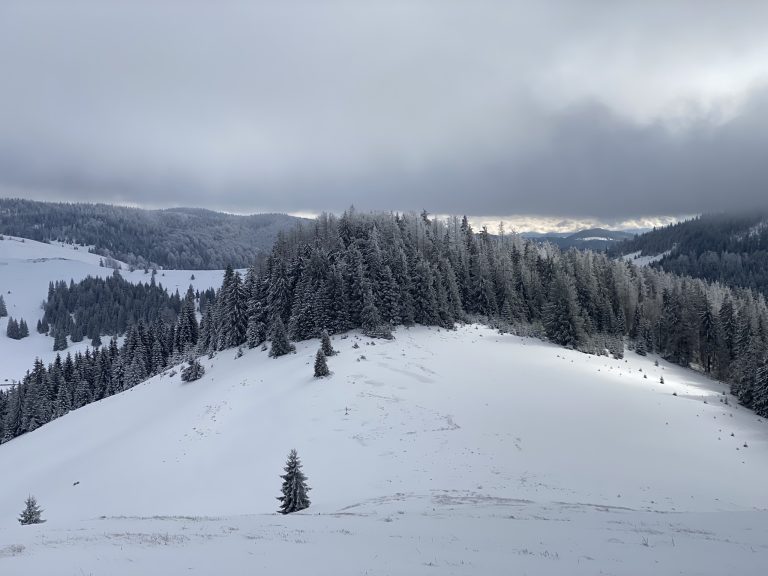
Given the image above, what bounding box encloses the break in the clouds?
[1,1,768,225]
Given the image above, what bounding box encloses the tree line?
[2,209,768,444]
[0,198,302,269]
[610,212,768,297]
[39,272,195,349]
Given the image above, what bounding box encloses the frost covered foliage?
[18,496,45,525]
[5,210,768,444]
[181,359,205,382]
[320,330,336,357]
[0,288,204,443]
[0,198,302,269]
[40,271,196,344]
[198,210,768,416]
[314,349,330,378]
[610,212,768,297]
[277,449,311,514]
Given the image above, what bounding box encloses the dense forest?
[610,213,768,296]
[0,198,303,269]
[2,210,768,444]
[38,272,218,349]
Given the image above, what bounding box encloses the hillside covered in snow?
[1,325,767,574]
[0,235,226,385]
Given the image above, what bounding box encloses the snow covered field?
[0,235,227,385]
[623,250,672,267]
[1,324,767,575]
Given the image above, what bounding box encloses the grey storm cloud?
[2,0,768,220]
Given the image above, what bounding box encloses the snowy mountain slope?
[0,235,227,385]
[1,325,767,575]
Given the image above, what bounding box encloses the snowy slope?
[622,249,672,267]
[1,325,767,575]
[0,235,227,385]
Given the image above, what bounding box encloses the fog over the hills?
[1,1,767,229]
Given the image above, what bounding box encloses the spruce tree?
[320,330,335,357]
[6,317,19,339]
[18,495,45,525]
[277,449,311,514]
[181,358,205,382]
[314,348,330,378]
[269,318,295,358]
[0,294,7,317]
[53,330,68,351]
[361,287,392,339]
[635,335,647,356]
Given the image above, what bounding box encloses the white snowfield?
[0,235,227,385]
[1,325,767,575]
[623,250,672,267]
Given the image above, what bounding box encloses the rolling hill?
[0,325,767,575]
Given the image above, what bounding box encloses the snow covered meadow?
[0,235,226,385]
[1,323,767,575]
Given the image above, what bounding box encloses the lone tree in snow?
[277,449,311,514]
[269,318,295,358]
[181,358,205,382]
[0,294,7,317]
[320,329,336,357]
[18,495,45,525]
[314,348,330,378]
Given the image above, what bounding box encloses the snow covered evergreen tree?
[320,330,336,357]
[0,294,7,317]
[314,348,330,378]
[5,317,19,339]
[269,318,295,358]
[18,495,45,525]
[277,449,311,514]
[181,359,205,382]
[53,330,68,351]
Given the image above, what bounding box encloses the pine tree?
[6,317,19,339]
[277,449,311,514]
[18,495,45,525]
[269,318,295,358]
[314,348,330,378]
[635,335,647,356]
[542,272,584,349]
[53,330,68,351]
[320,330,335,357]
[0,294,7,317]
[361,287,392,339]
[181,358,205,382]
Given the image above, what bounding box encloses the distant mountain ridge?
[609,212,768,296]
[0,198,305,270]
[524,227,637,250]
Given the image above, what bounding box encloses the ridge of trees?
[610,212,768,297]
[3,209,768,444]
[38,271,215,348]
[0,198,303,269]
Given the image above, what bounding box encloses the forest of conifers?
[2,209,767,443]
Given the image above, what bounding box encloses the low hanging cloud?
[1,1,768,221]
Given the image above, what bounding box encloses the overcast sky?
[1,1,768,230]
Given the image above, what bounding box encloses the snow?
[0,235,227,385]
[623,250,671,267]
[1,325,767,574]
